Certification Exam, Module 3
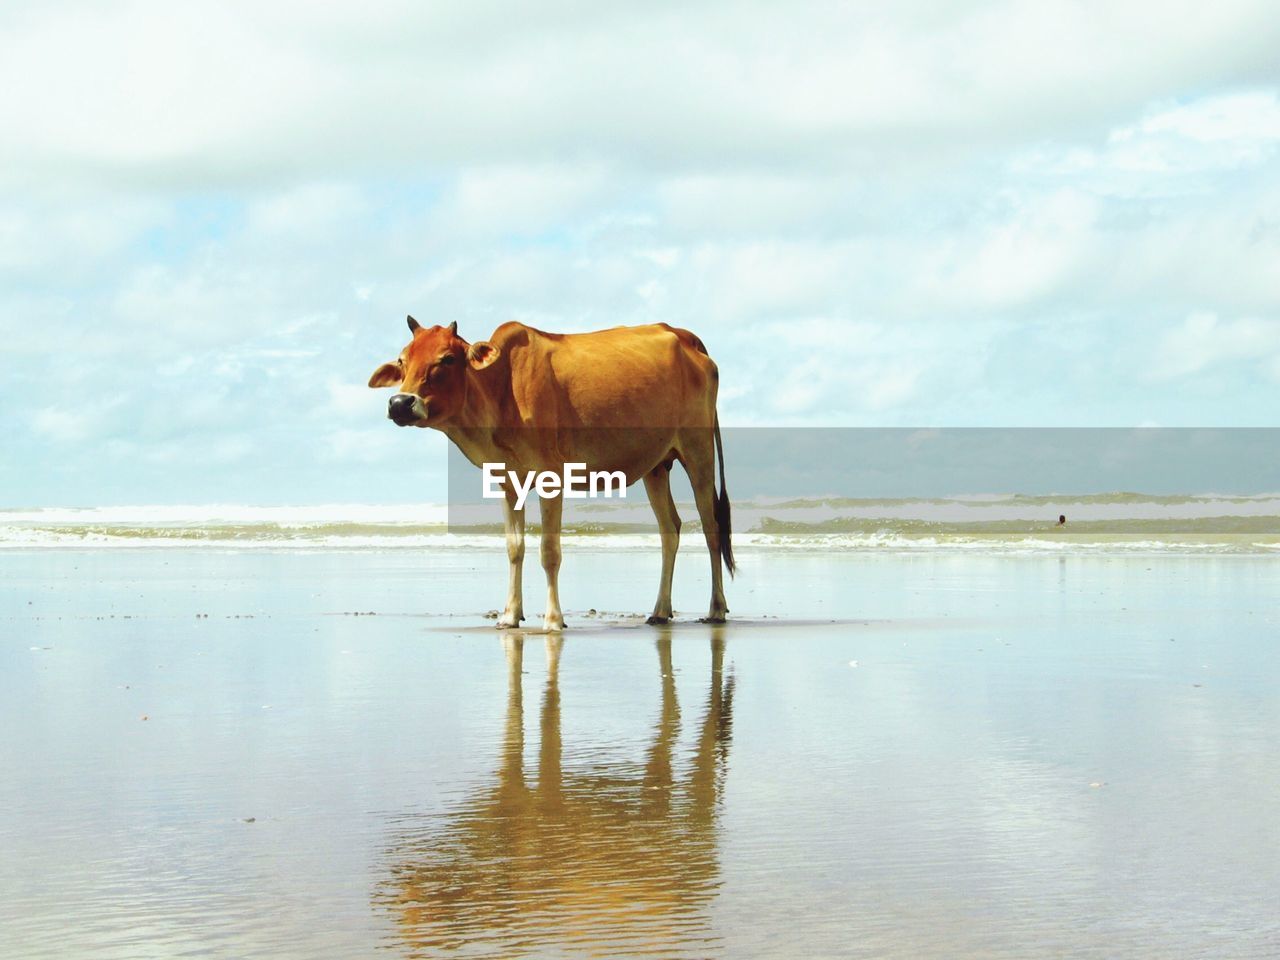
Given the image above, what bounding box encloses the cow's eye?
[438,355,455,366]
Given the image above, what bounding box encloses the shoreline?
[3,532,1279,555]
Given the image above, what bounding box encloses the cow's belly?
[497,426,682,485]
[561,428,679,484]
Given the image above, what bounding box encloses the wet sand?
[2,548,1279,958]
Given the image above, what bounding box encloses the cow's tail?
[714,415,735,578]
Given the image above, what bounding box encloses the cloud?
[3,1,1280,188]
[1016,91,1280,192]
[30,396,126,444]
[658,175,837,237]
[441,165,615,239]
[732,317,981,423]
[1124,91,1280,146]
[327,377,391,422]
[31,407,91,443]
[921,189,1100,309]
[1149,313,1280,380]
[245,183,371,239]
[0,192,170,281]
[321,427,401,463]
[5,4,1280,503]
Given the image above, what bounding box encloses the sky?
[2,0,1279,506]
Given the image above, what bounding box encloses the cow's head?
[368,316,500,427]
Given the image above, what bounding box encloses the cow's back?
[492,322,718,431]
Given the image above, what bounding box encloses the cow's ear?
[467,341,500,370]
[368,362,402,388]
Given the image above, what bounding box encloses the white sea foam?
[1,498,1277,554]
[0,503,449,526]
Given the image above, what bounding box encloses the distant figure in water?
[1057,515,1066,526]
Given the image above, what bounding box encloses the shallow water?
[2,549,1278,958]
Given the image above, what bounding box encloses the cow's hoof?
[699,615,727,624]
[543,616,565,632]
[495,613,523,629]
[646,615,671,625]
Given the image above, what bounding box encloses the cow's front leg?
[539,492,565,632]
[497,486,525,628]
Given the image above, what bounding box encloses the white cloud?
[0,3,320,183]
[1124,91,1280,145]
[327,378,384,420]
[737,317,972,421]
[202,436,254,465]
[658,175,835,236]
[322,427,399,462]
[1011,91,1280,206]
[924,190,1099,309]
[0,193,169,279]
[246,183,370,238]
[691,242,860,322]
[864,363,924,410]
[31,407,89,443]
[441,165,614,238]
[30,396,126,443]
[1149,313,1280,380]
[6,5,1280,503]
[636,248,680,269]
[3,1,1279,187]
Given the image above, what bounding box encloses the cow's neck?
[441,365,514,467]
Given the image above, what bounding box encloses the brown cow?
[368,317,733,630]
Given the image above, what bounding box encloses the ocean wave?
[2,499,1278,555]
[0,504,450,526]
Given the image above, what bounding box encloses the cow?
[368,316,733,631]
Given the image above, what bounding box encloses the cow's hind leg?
[679,434,728,623]
[539,492,565,632]
[497,486,525,628]
[643,464,681,624]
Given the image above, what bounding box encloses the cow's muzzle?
[387,393,422,426]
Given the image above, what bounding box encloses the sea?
[3,493,1279,554]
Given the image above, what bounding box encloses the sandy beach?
[2,545,1278,958]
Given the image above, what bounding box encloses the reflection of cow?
[368,319,734,629]
[377,632,736,959]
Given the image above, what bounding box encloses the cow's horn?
[407,315,421,332]
[448,321,458,335]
